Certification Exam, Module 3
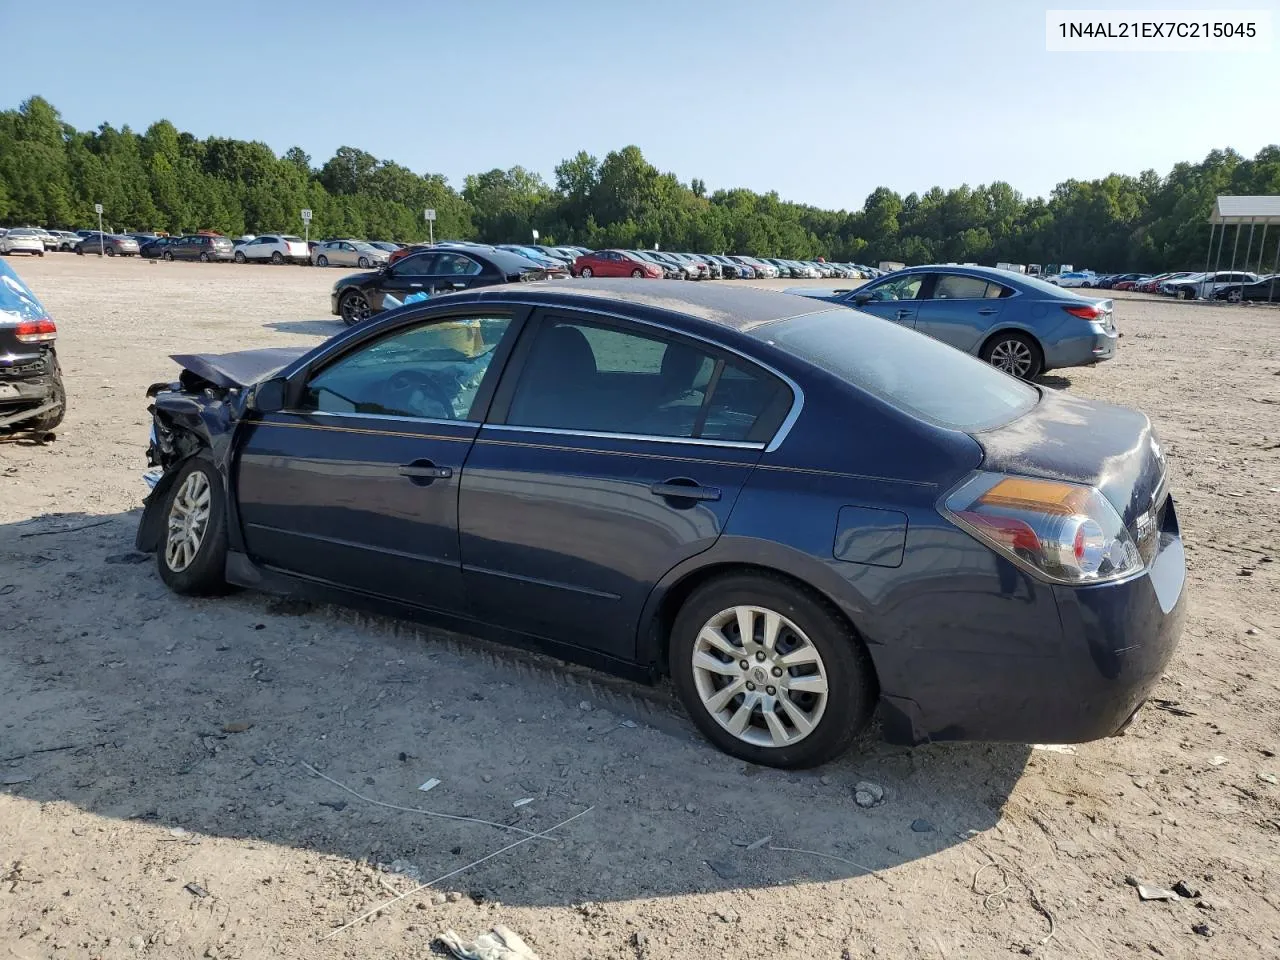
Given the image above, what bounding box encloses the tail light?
[15,318,57,343]
[943,472,1143,584]
[1063,303,1103,320]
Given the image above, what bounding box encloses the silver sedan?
[311,240,389,269]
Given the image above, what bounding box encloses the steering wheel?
[382,369,455,419]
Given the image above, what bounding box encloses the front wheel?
[233,250,246,263]
[669,572,876,768]
[339,290,372,326]
[1227,289,1242,303]
[156,456,228,596]
[1176,287,1192,300]
[358,256,370,268]
[199,252,210,262]
[104,247,115,257]
[631,268,644,278]
[580,266,593,278]
[982,331,1043,380]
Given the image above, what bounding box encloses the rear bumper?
[1044,326,1118,369]
[880,501,1186,745]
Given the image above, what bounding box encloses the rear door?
[236,309,523,612]
[458,310,793,659]
[914,272,1008,352]
[429,251,486,294]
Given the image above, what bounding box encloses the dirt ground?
[1,255,1278,960]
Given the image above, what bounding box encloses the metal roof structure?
[1210,195,1280,225]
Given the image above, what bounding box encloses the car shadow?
[263,318,347,336]
[0,510,1031,909]
[1034,373,1073,390]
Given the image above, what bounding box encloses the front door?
[458,311,794,659]
[913,272,1008,352]
[849,273,927,328]
[374,252,440,310]
[236,311,519,612]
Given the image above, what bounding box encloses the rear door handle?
[650,479,721,503]
[399,459,452,486]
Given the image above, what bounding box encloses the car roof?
[469,277,832,331]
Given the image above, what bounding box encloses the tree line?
[2,96,1278,272]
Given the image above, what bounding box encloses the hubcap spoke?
[726,695,757,736]
[704,678,746,714]
[760,611,782,652]
[735,608,755,648]
[778,646,819,668]
[779,695,814,737]
[763,704,790,746]
[785,673,828,695]
[692,652,739,677]
[697,626,739,658]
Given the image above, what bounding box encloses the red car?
[571,249,663,279]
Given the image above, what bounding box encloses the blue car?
[136,280,1183,768]
[788,265,1119,380]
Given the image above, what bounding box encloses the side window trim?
[483,308,790,450]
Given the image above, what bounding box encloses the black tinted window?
[758,309,1036,431]
[505,318,786,443]
[395,254,439,277]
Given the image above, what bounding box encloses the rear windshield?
[0,260,49,323]
[756,308,1037,431]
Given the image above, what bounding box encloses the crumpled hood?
[170,347,309,389]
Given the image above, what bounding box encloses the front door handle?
[399,459,452,486]
[894,308,912,320]
[650,479,721,503]
[977,307,998,315]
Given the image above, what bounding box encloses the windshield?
[757,308,1038,432]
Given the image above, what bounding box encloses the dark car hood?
[975,388,1167,532]
[170,347,309,389]
[335,269,383,289]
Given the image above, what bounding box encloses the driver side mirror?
[853,291,873,306]
[249,377,287,414]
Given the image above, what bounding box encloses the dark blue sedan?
[788,264,1119,379]
[136,280,1184,767]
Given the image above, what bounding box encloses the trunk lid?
[975,389,1168,560]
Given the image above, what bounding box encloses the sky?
[3,0,1277,211]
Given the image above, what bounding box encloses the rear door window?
[932,274,993,300]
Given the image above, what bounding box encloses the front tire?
[339,290,372,326]
[234,251,246,264]
[199,252,210,262]
[580,266,593,278]
[669,572,876,768]
[358,256,370,268]
[981,331,1043,380]
[104,247,115,257]
[156,456,228,596]
[631,268,644,278]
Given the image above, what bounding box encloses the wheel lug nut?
[739,660,750,671]
[745,682,756,691]
[755,651,766,662]
[771,667,783,677]
[766,686,776,696]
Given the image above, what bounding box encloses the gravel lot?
[2,255,1278,959]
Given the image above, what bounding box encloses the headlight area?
[942,472,1143,585]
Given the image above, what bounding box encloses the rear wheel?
[316,255,328,267]
[270,251,284,265]
[982,331,1043,380]
[25,360,65,434]
[580,266,593,278]
[339,290,372,326]
[163,251,174,261]
[156,456,228,596]
[670,572,876,768]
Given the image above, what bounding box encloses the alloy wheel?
[165,470,211,574]
[341,292,371,324]
[989,338,1034,378]
[691,605,829,748]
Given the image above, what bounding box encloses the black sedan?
[136,281,1185,768]
[331,247,559,325]
[1213,274,1279,302]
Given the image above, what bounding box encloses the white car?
[0,228,47,256]
[311,240,389,268]
[1049,271,1097,288]
[233,234,310,264]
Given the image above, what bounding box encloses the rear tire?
[316,255,329,267]
[669,572,876,768]
[163,251,174,261]
[981,331,1043,380]
[155,456,228,596]
[270,251,284,265]
[26,361,65,433]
